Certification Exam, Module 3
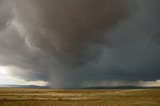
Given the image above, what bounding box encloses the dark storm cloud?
[0,0,11,30]
[151,33,160,45]
[13,0,135,67]
[83,0,160,83]
[110,0,160,81]
[0,0,159,88]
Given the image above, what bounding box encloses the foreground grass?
[0,88,160,106]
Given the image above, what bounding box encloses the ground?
[0,88,160,106]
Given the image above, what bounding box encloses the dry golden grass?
[0,88,160,106]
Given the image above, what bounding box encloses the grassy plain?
[0,88,160,106]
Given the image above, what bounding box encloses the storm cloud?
[0,0,160,88]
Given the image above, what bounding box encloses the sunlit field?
[0,88,160,106]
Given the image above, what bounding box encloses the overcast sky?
[0,0,160,88]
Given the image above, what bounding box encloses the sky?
[0,0,160,88]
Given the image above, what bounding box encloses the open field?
[0,88,160,106]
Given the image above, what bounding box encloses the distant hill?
[82,86,160,89]
[0,84,50,88]
[0,85,160,89]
